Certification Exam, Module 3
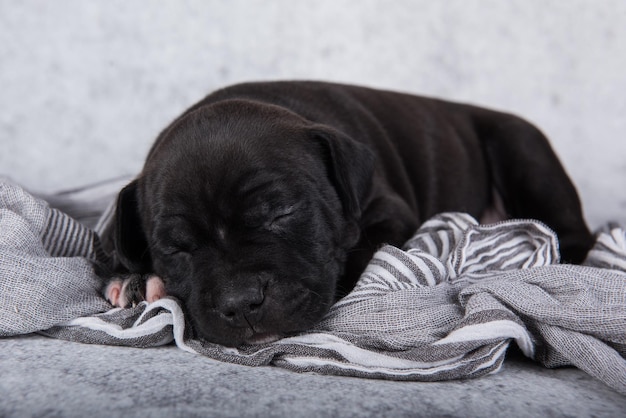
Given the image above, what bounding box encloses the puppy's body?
[101,81,593,346]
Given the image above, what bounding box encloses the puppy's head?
[113,100,374,346]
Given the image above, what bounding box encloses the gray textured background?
[1,0,625,228]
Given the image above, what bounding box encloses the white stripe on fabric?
[434,320,534,358]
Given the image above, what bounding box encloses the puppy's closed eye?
[162,245,193,256]
[159,232,196,257]
[267,206,296,227]
[244,204,298,231]
[157,216,197,253]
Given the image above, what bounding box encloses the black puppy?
[100,81,593,347]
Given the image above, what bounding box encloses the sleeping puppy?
[99,81,593,347]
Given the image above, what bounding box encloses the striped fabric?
[1,177,625,394]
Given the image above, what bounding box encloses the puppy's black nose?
[217,288,265,327]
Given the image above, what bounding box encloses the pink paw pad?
[105,278,127,307]
[146,275,167,303]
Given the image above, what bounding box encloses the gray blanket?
[1,178,625,394]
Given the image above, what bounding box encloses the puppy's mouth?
[244,332,282,345]
[241,313,283,345]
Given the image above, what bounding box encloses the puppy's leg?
[476,112,593,263]
[104,274,166,308]
[479,188,508,224]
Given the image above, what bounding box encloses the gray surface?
[1,335,625,417]
[1,1,626,229]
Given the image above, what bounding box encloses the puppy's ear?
[114,180,151,272]
[311,126,376,219]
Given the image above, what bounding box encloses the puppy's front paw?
[104,274,166,308]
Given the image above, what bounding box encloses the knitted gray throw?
[1,178,625,394]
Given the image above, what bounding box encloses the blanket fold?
[1,178,625,394]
